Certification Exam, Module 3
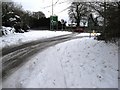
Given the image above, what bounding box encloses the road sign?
[50,15,58,30]
[50,16,58,25]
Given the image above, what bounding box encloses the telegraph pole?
[52,0,53,16]
[50,0,58,31]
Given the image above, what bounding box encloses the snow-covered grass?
[1,26,15,36]
[1,30,72,48]
[3,37,118,88]
[75,32,101,37]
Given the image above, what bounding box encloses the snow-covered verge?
[0,26,15,36]
[3,37,118,88]
[75,33,101,37]
[1,30,72,49]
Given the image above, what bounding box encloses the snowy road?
[2,33,79,80]
[2,32,118,88]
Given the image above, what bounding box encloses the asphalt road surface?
[2,33,84,81]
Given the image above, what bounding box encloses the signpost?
[50,0,58,31]
[61,19,64,31]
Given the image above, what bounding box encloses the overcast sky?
[13,0,71,23]
[12,0,118,23]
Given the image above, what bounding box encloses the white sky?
[12,0,118,23]
[13,0,71,22]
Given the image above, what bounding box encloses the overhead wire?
[42,0,68,9]
[57,6,70,14]
[57,1,71,14]
[41,0,71,19]
[54,0,60,5]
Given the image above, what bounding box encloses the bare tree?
[68,2,91,27]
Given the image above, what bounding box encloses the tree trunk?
[76,4,80,27]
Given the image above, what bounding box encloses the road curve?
[2,33,79,80]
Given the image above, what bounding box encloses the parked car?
[74,27,84,33]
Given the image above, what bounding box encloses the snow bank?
[1,26,15,36]
[1,30,72,48]
[75,33,101,37]
[3,37,118,88]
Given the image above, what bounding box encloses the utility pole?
[50,0,58,31]
[52,0,53,16]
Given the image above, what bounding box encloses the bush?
[1,26,15,36]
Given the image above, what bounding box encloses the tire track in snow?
[2,33,79,80]
[59,57,68,88]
